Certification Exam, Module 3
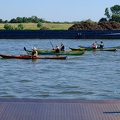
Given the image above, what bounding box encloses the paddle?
[50,41,54,49]
[24,47,27,51]
[24,47,31,55]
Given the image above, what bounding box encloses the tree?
[104,8,111,20]
[17,24,24,30]
[0,19,3,23]
[99,18,107,22]
[4,24,14,30]
[111,14,120,22]
[37,22,42,28]
[110,5,120,22]
[16,17,23,23]
[31,16,39,23]
[23,17,28,23]
[9,18,17,23]
[110,5,120,15]
[104,5,120,22]
[4,20,8,23]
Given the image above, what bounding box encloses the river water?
[0,39,120,100]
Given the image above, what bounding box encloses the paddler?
[54,45,60,53]
[92,43,97,49]
[60,42,65,51]
[99,41,104,48]
[31,47,38,57]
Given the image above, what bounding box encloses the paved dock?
[0,99,120,120]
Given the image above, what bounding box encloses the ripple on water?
[18,79,32,83]
[0,39,120,99]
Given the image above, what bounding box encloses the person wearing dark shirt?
[60,42,65,51]
[100,41,104,48]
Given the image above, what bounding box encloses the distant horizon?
[0,0,119,22]
[0,16,100,23]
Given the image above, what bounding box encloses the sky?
[0,0,120,22]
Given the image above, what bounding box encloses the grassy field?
[0,23,73,30]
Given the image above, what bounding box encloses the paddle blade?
[24,47,26,51]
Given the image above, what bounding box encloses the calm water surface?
[0,39,120,100]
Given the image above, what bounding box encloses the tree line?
[0,16,47,23]
[0,16,71,24]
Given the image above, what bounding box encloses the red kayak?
[0,54,67,60]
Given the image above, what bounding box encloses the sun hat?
[32,47,36,50]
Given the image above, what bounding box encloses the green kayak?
[37,49,85,56]
[26,49,85,56]
[69,47,117,51]
[79,45,120,50]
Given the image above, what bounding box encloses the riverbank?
[1,21,120,31]
[0,23,73,30]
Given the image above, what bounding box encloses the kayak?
[79,45,120,49]
[70,47,117,51]
[0,54,67,59]
[37,50,84,56]
[27,49,85,56]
